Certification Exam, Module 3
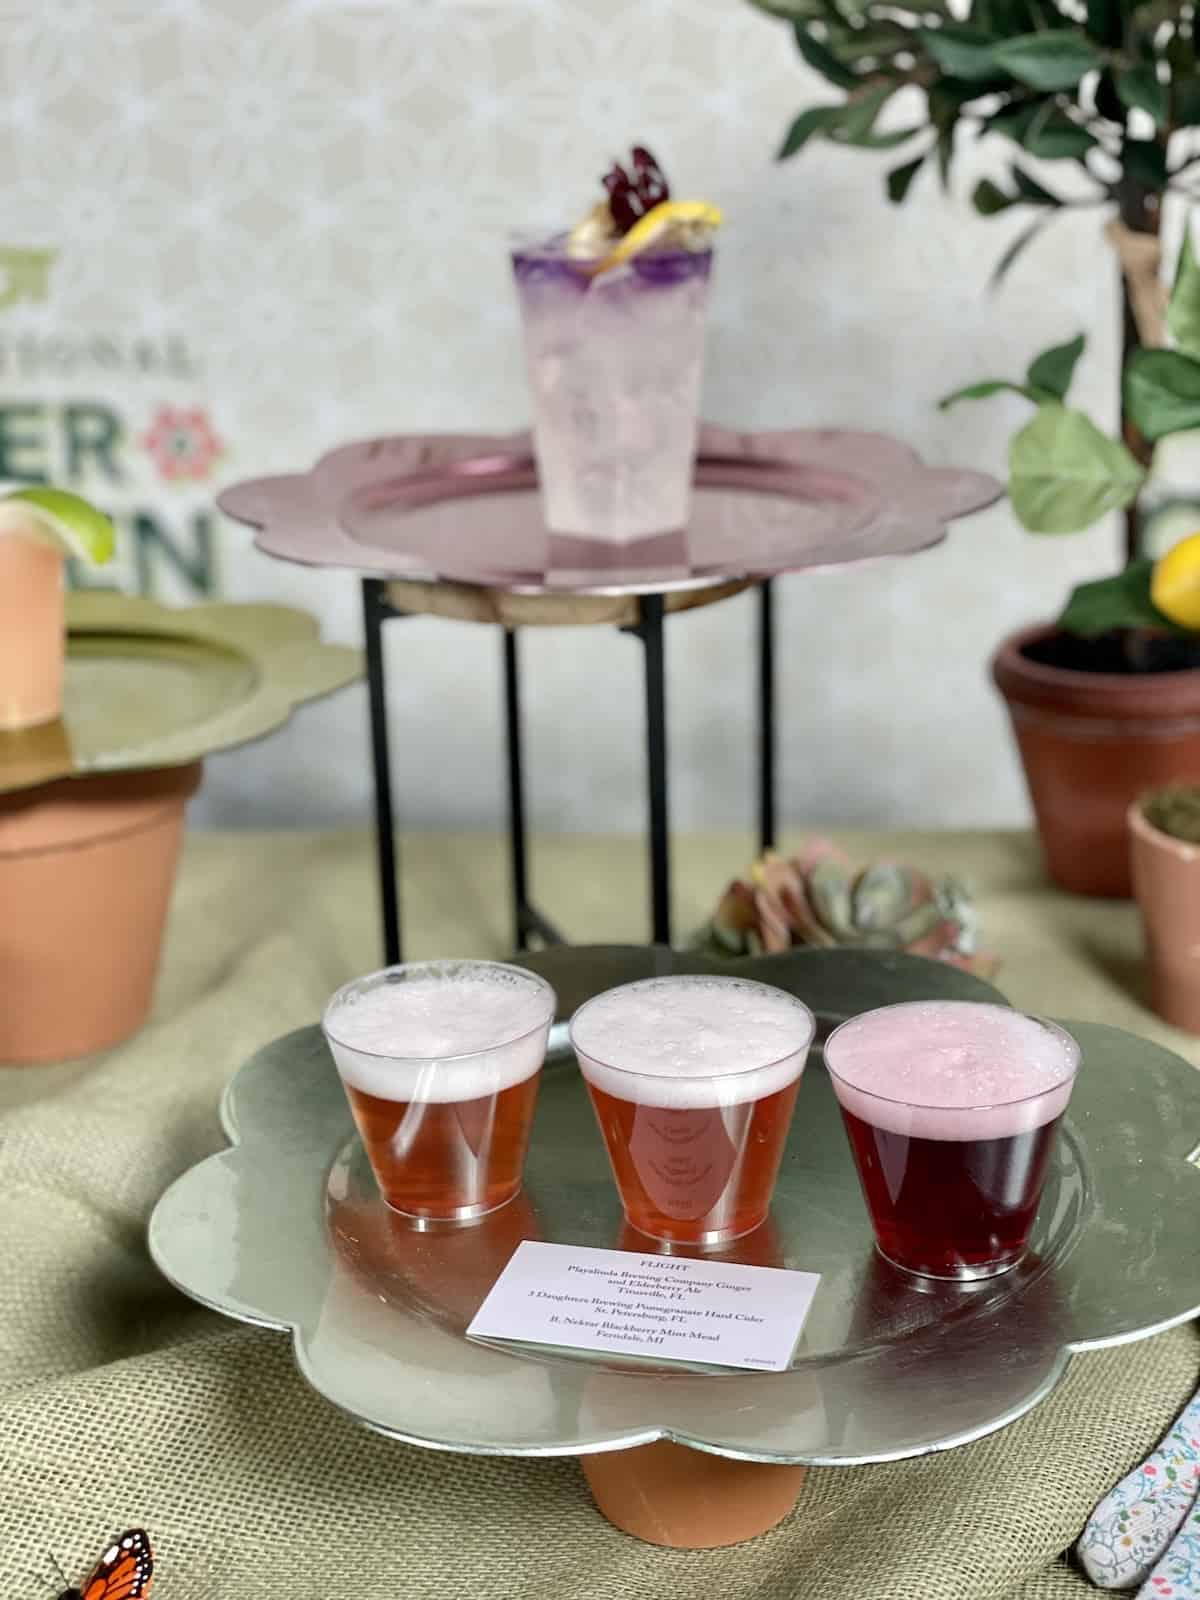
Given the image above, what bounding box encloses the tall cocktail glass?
[570,975,814,1247]
[511,238,712,542]
[323,959,556,1222]
[824,1000,1081,1280]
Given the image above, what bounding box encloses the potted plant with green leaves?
[749,0,1200,895]
[1129,782,1200,1032]
[942,243,1200,897]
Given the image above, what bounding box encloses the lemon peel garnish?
[0,486,116,565]
[586,200,722,277]
[567,201,615,259]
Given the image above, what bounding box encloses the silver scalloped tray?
[148,948,1200,1465]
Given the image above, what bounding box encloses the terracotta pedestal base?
[581,1441,806,1547]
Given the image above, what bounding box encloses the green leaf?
[938,379,1043,409]
[1122,136,1168,191]
[776,90,920,160]
[1168,226,1200,360]
[927,79,980,185]
[839,83,892,135]
[827,22,907,62]
[839,123,924,150]
[1117,63,1168,125]
[1027,333,1085,400]
[973,177,1020,214]
[828,84,921,149]
[1124,348,1200,443]
[974,164,1063,215]
[886,153,925,202]
[746,0,828,16]
[1012,164,1064,205]
[985,101,1095,159]
[792,22,860,88]
[991,32,1103,91]
[988,211,1057,286]
[920,24,1000,81]
[935,123,955,186]
[1133,25,1156,65]
[1084,0,1124,46]
[985,101,1036,140]
[974,0,1040,35]
[1094,68,1125,123]
[930,78,987,125]
[1175,74,1200,128]
[1009,404,1146,533]
[778,105,843,158]
[1023,115,1097,161]
[1058,561,1177,636]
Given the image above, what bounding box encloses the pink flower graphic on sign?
[142,406,224,482]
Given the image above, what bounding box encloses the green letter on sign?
[65,405,124,483]
[0,404,48,481]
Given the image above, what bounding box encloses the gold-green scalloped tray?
[0,592,361,796]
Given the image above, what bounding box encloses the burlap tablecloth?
[2,827,1197,1600]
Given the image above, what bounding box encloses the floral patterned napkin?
[1079,1386,1200,1594]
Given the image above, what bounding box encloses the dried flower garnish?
[602,146,671,236]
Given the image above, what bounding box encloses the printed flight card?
[466,1240,821,1372]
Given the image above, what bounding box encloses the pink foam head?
[569,974,815,1110]
[323,959,555,1104]
[823,1000,1080,1142]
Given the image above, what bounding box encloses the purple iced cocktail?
[824,1001,1080,1280]
[511,146,720,543]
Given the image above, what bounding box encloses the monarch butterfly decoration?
[54,1529,153,1600]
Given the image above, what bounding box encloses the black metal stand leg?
[639,595,671,946]
[362,578,401,965]
[501,627,564,950]
[503,629,530,951]
[759,579,777,853]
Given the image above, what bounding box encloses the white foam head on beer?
[324,967,554,1103]
[570,976,815,1109]
[823,1000,1080,1141]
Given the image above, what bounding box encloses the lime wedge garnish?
[0,486,115,565]
[588,200,723,277]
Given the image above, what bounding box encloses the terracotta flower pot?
[992,624,1200,898]
[0,762,201,1063]
[581,1441,806,1547]
[1129,799,1200,1033]
[0,537,65,730]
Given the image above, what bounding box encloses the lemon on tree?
[0,485,115,566]
[1151,532,1200,630]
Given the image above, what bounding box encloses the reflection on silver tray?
[148,947,1200,1465]
[217,425,1001,598]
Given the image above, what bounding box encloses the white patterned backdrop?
[1,0,1132,833]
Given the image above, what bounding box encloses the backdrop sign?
[0,246,223,600]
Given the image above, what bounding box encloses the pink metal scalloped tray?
[217,425,1000,597]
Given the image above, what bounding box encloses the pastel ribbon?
[1078,1387,1200,1590]
[1136,1492,1200,1599]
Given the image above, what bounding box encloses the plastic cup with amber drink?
[323,960,556,1222]
[570,975,814,1249]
